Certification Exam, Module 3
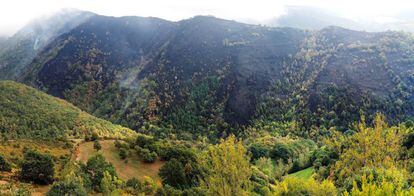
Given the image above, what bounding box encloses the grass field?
[288,167,313,179]
[75,140,164,182]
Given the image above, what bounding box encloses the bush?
[135,135,155,148]
[90,132,99,141]
[93,141,102,151]
[126,177,142,190]
[119,148,129,160]
[138,148,157,163]
[20,151,55,184]
[0,154,11,172]
[114,140,122,149]
[47,179,87,196]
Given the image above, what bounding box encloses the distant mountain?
[268,6,414,33]
[0,9,93,80]
[268,6,362,30]
[0,37,6,47]
[0,81,135,140]
[0,13,412,136]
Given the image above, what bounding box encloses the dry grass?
[75,140,164,182]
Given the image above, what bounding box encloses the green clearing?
[288,167,313,179]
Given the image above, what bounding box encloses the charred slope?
[15,15,414,135]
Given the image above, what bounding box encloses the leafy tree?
[271,143,293,163]
[20,151,54,184]
[0,154,11,172]
[142,176,158,195]
[135,135,155,150]
[345,171,414,196]
[331,114,404,185]
[159,146,197,163]
[249,143,270,161]
[93,140,102,151]
[199,135,252,195]
[137,148,157,163]
[126,177,142,191]
[101,170,121,194]
[47,175,87,196]
[274,177,337,195]
[159,158,186,188]
[83,154,117,191]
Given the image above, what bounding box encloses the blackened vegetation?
[16,16,414,137]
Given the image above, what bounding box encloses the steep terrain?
[0,81,135,139]
[2,14,412,136]
[0,9,93,80]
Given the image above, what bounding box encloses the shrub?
[0,154,11,172]
[126,177,142,190]
[93,141,101,151]
[20,151,55,184]
[90,132,99,141]
[135,135,155,148]
[139,148,157,163]
[119,148,129,160]
[114,140,122,148]
[47,179,87,196]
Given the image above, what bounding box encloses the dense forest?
[0,11,413,195]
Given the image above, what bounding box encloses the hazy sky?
[1,0,414,36]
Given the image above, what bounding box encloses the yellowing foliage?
[331,114,405,184]
[199,135,252,196]
[273,177,337,196]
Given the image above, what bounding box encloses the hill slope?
[7,15,414,136]
[0,81,135,139]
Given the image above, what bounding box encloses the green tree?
[249,143,270,161]
[345,170,414,196]
[274,177,337,196]
[0,154,11,172]
[47,174,87,196]
[331,114,405,185]
[137,148,157,163]
[93,141,102,151]
[159,158,186,188]
[83,154,117,192]
[101,170,120,194]
[20,151,54,184]
[119,148,128,160]
[199,135,252,196]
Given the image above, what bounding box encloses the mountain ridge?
[0,13,413,136]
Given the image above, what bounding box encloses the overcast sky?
[1,0,414,36]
